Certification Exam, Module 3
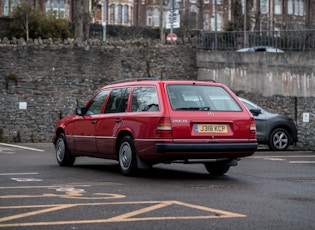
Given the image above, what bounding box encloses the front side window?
[105,88,130,113]
[131,87,159,112]
[86,90,110,115]
[167,85,242,112]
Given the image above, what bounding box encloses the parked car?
[239,97,298,151]
[236,46,284,53]
[53,79,258,176]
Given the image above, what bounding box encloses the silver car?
[236,46,284,53]
[239,97,298,151]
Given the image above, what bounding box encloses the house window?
[204,0,209,4]
[46,0,65,18]
[118,4,122,24]
[275,0,281,14]
[4,0,9,16]
[295,0,304,15]
[288,0,293,14]
[203,13,209,30]
[147,8,152,26]
[211,13,221,31]
[110,4,115,23]
[154,8,159,27]
[261,0,269,14]
[299,0,304,15]
[124,5,129,24]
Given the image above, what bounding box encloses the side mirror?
[75,107,86,116]
[250,108,262,116]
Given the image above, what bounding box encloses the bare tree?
[11,0,33,41]
[74,0,91,41]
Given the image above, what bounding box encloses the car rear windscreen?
[167,84,242,112]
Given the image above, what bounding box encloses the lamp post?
[166,0,179,42]
[102,0,107,42]
[243,0,246,47]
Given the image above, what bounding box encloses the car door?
[72,90,110,155]
[96,87,130,156]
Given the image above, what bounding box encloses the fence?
[198,30,315,52]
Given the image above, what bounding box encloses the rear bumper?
[156,143,258,153]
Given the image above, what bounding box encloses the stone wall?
[0,40,197,143]
[1,41,314,150]
[197,50,315,150]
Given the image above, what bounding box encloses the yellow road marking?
[0,200,246,227]
[0,184,246,227]
[0,204,75,223]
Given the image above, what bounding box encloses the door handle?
[115,118,122,123]
[91,120,97,124]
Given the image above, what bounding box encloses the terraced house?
[0,0,314,31]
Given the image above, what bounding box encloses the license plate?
[194,124,228,133]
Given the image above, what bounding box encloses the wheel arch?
[54,127,65,144]
[115,130,134,156]
[115,130,151,170]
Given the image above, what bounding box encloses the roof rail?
[109,78,161,85]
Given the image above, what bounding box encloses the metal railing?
[198,30,315,52]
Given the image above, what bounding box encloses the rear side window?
[131,87,159,112]
[105,88,130,113]
[167,84,242,112]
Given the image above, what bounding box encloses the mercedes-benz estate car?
[53,79,258,176]
[239,97,298,151]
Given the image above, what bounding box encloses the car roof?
[103,78,220,88]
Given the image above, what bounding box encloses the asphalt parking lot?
[0,143,314,230]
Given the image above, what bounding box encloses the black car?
[239,97,298,151]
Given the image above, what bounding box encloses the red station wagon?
[53,79,258,176]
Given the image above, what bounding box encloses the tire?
[118,136,138,176]
[204,162,230,176]
[55,133,75,166]
[268,128,290,151]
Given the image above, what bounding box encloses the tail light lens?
[249,118,256,139]
[156,117,172,138]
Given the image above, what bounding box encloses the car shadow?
[73,162,236,181]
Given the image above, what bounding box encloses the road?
[0,143,314,230]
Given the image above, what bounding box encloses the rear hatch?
[165,83,256,143]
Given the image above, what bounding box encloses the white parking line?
[289,161,315,164]
[251,155,315,158]
[0,173,38,176]
[0,143,44,152]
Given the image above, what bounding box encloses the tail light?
[249,118,256,139]
[156,117,172,138]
